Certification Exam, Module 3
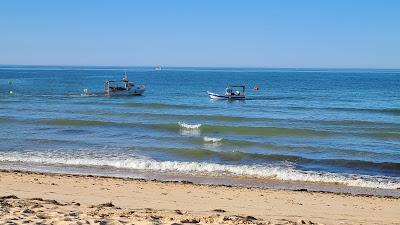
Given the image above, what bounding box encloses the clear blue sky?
[1,0,399,68]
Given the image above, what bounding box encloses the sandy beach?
[0,170,399,225]
[2,0,400,224]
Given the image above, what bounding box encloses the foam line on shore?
[1,153,399,189]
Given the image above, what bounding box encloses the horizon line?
[0,63,399,70]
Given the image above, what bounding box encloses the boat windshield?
[226,86,245,96]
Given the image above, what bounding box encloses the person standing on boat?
[122,74,131,90]
[226,87,233,96]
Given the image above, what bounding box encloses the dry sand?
[0,170,399,225]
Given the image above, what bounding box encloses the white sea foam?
[178,122,202,129]
[203,137,223,143]
[1,152,399,189]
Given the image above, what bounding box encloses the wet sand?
[1,170,399,224]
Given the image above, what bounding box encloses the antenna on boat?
[104,80,110,96]
[8,80,13,95]
[123,71,128,82]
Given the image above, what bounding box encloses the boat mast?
[105,81,110,95]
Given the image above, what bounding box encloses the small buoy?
[253,85,259,91]
[9,91,13,95]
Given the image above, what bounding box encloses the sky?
[0,0,399,68]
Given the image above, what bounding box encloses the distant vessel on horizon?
[155,65,162,71]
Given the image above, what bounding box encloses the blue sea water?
[0,66,399,190]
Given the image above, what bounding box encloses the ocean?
[0,66,399,194]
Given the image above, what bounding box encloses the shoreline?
[1,169,400,224]
[1,165,399,198]
[1,169,400,199]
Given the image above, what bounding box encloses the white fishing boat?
[104,73,145,96]
[207,85,246,100]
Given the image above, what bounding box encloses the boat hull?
[107,86,145,96]
[207,91,245,100]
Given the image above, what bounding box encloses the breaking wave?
[178,122,202,129]
[0,152,399,189]
[41,118,399,139]
[203,137,223,143]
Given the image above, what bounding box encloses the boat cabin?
[225,85,246,96]
[103,73,145,96]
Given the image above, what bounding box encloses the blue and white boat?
[207,85,246,100]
